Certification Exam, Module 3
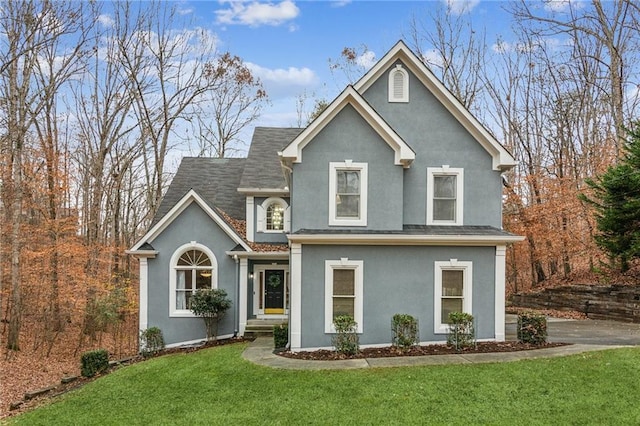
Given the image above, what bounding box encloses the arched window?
[388,64,409,103]
[256,197,290,233]
[266,202,285,231]
[170,243,217,316]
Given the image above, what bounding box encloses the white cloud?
[543,0,585,13]
[215,1,300,27]
[98,14,115,28]
[443,0,480,15]
[247,62,318,98]
[176,7,194,16]
[356,50,376,69]
[330,0,352,7]
[421,49,444,69]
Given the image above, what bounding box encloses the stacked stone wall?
[510,285,640,323]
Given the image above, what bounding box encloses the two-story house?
[127,41,523,351]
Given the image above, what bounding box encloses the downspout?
[233,254,239,337]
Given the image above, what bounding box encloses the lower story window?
[170,244,217,317]
[434,260,472,333]
[325,259,363,333]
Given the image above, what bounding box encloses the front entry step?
[245,319,288,337]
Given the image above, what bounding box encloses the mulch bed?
[277,341,568,361]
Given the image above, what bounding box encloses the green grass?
[7,344,640,425]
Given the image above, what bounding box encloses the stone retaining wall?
[510,284,640,323]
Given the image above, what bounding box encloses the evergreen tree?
[580,124,640,272]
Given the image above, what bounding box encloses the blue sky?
[175,0,513,130]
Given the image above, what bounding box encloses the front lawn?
[7,343,640,425]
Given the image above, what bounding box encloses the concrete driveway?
[506,315,640,346]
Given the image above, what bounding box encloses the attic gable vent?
[388,64,409,103]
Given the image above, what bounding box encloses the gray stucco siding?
[146,202,240,346]
[362,61,503,227]
[291,105,404,232]
[298,244,496,349]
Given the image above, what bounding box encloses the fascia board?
[279,86,415,167]
[225,250,289,259]
[129,189,251,252]
[237,188,289,196]
[124,250,158,258]
[287,233,525,246]
[354,41,517,172]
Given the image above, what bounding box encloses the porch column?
[246,197,255,242]
[290,243,302,350]
[139,257,149,333]
[494,245,507,341]
[239,257,249,336]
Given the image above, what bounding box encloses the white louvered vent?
[388,64,408,103]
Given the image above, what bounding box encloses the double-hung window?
[325,259,363,333]
[434,260,472,333]
[427,167,463,225]
[329,161,368,226]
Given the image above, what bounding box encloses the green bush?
[446,312,475,351]
[273,324,288,349]
[81,349,109,378]
[140,327,165,357]
[391,313,419,351]
[190,288,232,341]
[517,312,547,344]
[332,315,359,355]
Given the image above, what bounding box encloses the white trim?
[246,196,255,242]
[353,41,516,171]
[288,233,524,246]
[239,258,249,336]
[329,162,368,227]
[279,86,415,168]
[129,189,251,252]
[139,258,149,333]
[289,243,302,350]
[252,264,290,316]
[494,245,507,341]
[324,259,364,334]
[388,64,409,102]
[169,242,218,318]
[125,250,157,258]
[434,260,472,334]
[226,251,289,260]
[257,197,289,233]
[237,188,289,196]
[427,167,464,226]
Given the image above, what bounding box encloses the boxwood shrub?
[81,349,109,377]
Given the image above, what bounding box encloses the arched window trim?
[388,64,409,103]
[169,242,218,317]
[256,197,290,233]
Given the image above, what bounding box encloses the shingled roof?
[151,157,247,227]
[239,127,303,191]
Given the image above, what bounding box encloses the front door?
[264,269,285,314]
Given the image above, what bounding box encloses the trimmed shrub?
[517,312,547,344]
[273,324,288,349]
[81,349,109,378]
[391,313,419,351]
[190,288,232,341]
[446,312,475,351]
[140,327,165,357]
[332,315,359,355]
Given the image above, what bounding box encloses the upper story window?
[388,64,409,103]
[427,166,464,226]
[169,242,217,317]
[257,198,290,233]
[329,161,368,227]
[434,260,472,334]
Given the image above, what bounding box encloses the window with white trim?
[256,197,290,233]
[325,259,363,333]
[329,161,368,226]
[427,166,464,225]
[388,64,409,102]
[434,260,472,333]
[169,243,217,317]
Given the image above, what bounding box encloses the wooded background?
[1,0,639,364]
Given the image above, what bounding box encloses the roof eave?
[287,233,525,246]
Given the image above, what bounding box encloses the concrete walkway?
[242,316,640,370]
